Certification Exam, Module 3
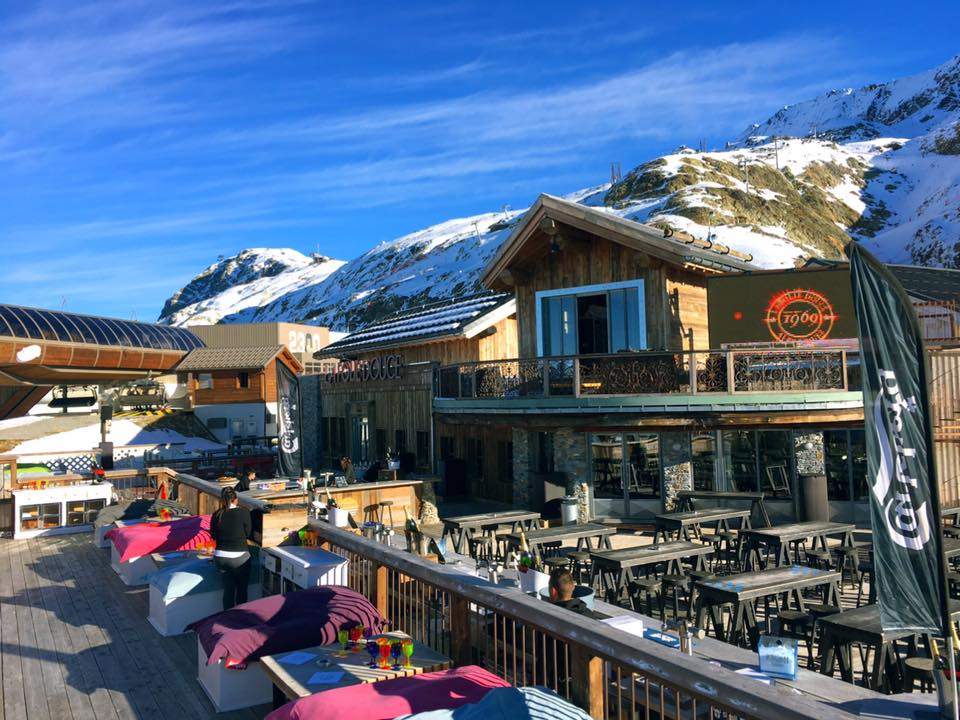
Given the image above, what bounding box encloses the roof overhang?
[481,194,755,290]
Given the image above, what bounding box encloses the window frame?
[534,279,646,357]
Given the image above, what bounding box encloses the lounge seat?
[402,685,594,720]
[266,665,511,720]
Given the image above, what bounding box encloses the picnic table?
[741,521,855,570]
[654,508,751,543]
[589,541,713,600]
[260,633,452,705]
[693,565,841,649]
[817,600,960,693]
[943,507,960,526]
[503,522,615,562]
[945,537,960,562]
[676,490,771,527]
[440,510,542,555]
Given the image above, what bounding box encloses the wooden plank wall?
[931,348,960,506]
[192,369,266,405]
[435,423,515,503]
[511,233,710,357]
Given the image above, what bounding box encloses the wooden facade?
[317,312,518,503]
[186,347,300,407]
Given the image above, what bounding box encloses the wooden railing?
[309,520,856,720]
[435,347,857,400]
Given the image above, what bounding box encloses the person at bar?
[211,486,253,610]
[234,467,255,493]
[340,456,356,484]
[547,567,595,618]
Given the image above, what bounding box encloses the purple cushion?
[188,585,383,665]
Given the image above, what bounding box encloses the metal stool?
[776,610,814,664]
[378,500,395,529]
[832,545,861,590]
[629,577,661,617]
[363,504,382,525]
[569,551,591,585]
[543,556,572,573]
[904,656,936,693]
[660,574,688,622]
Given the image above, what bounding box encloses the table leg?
[777,542,788,567]
[819,628,836,677]
[744,601,760,650]
[868,642,886,692]
[601,535,613,551]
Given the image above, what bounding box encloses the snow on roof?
[316,292,514,357]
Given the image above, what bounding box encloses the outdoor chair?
[659,573,689,622]
[903,656,936,693]
[568,550,591,585]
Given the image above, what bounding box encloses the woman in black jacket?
[211,487,253,610]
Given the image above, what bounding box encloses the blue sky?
[2,0,958,320]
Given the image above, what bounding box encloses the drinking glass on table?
[377,638,391,669]
[390,640,402,670]
[349,625,363,650]
[336,628,350,656]
[402,639,414,669]
[365,640,379,668]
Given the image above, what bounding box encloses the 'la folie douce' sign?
[325,354,404,383]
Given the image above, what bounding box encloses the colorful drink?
[365,640,379,668]
[336,628,349,656]
[377,638,391,669]
[402,639,414,669]
[390,640,402,670]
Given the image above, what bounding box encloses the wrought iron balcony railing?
[435,347,858,400]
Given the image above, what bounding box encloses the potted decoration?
[560,477,580,525]
[386,447,401,471]
[516,529,550,594]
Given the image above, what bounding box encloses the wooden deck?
[0,534,271,720]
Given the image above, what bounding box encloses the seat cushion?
[105,514,211,563]
[189,586,383,665]
[265,665,510,720]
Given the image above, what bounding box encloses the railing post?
[689,352,697,395]
[372,561,389,620]
[569,643,604,719]
[574,357,581,398]
[542,358,550,397]
[725,349,735,394]
[449,596,472,667]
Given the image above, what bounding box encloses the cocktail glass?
[402,639,414,669]
[390,641,402,670]
[377,638,391,669]
[336,628,349,656]
[365,640,379,668]
[349,625,363,651]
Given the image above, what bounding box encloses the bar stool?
[467,535,495,563]
[686,570,715,616]
[805,548,833,570]
[378,500,395,529]
[629,577,661,617]
[832,545,861,590]
[808,603,841,670]
[568,551,591,585]
[857,560,876,606]
[776,610,814,665]
[363,504,382,525]
[904,656,936,692]
[543,556,572,574]
[660,574,688,621]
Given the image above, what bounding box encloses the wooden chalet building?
[433,194,872,523]
[175,345,302,444]
[313,293,518,502]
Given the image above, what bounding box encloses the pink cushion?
[105,514,212,563]
[266,665,510,720]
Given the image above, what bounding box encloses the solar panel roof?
[0,304,203,352]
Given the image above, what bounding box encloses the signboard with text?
[707,268,858,345]
[324,354,404,383]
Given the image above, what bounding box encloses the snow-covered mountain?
[159,55,960,330]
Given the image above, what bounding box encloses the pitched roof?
[481,194,756,289]
[315,292,515,358]
[175,345,286,372]
[889,264,960,303]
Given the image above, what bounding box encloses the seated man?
[547,567,595,618]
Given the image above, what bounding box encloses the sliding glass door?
[537,281,646,357]
[590,432,661,518]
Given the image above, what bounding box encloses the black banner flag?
[848,242,948,634]
[275,359,303,478]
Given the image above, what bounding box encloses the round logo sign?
[764,289,837,341]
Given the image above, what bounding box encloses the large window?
[721,430,757,492]
[592,433,660,500]
[537,280,645,357]
[825,429,868,501]
[758,431,792,498]
[691,433,716,491]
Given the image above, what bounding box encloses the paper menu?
[278,651,316,666]
[307,671,345,685]
[601,615,645,638]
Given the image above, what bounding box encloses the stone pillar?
[512,429,531,507]
[553,428,589,521]
[794,432,825,476]
[660,431,692,511]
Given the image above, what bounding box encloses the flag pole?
[949,634,958,720]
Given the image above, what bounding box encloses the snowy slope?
[161,248,345,326]
[159,54,960,330]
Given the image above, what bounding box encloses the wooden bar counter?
[320,478,422,528]
[173,472,422,547]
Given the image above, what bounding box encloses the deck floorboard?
[0,534,272,720]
